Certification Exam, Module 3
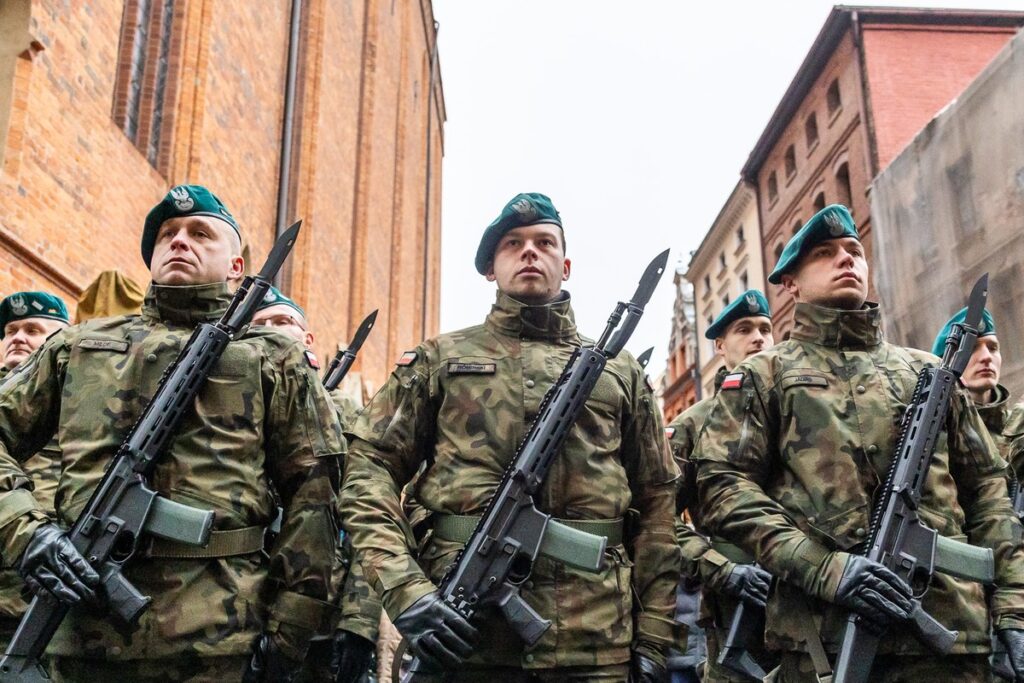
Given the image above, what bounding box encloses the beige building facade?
[685,180,763,398]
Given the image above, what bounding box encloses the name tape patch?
[447,362,496,375]
[721,372,745,390]
[78,339,129,353]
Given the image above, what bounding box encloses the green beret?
[475,192,563,275]
[705,289,772,339]
[0,291,69,338]
[142,185,240,267]
[256,285,305,319]
[767,204,860,284]
[931,306,996,356]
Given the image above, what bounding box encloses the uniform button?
[525,379,535,389]
[146,353,158,363]
[109,646,122,656]
[855,528,867,538]
[866,444,878,455]
[807,516,816,525]
[524,654,535,663]
[856,385,866,394]
[524,580,534,589]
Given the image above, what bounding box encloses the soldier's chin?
[2,350,27,370]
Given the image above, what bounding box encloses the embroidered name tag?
[780,374,829,390]
[78,339,129,353]
[447,362,496,375]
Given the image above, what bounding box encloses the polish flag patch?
[396,350,419,366]
[721,372,745,390]
[304,350,320,370]
[664,427,676,439]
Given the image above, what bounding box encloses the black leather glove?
[18,523,100,606]
[998,628,1024,681]
[392,592,478,671]
[630,642,668,682]
[720,563,771,608]
[832,555,913,628]
[242,633,300,683]
[331,630,375,683]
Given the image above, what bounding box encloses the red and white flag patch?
[721,372,745,390]
[396,350,418,367]
[665,427,676,439]
[304,350,320,370]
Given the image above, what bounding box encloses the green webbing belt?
[147,525,266,559]
[710,539,755,565]
[433,513,623,546]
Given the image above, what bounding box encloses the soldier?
[341,192,681,682]
[667,290,774,682]
[932,309,1024,467]
[0,185,344,682]
[252,287,381,683]
[0,291,69,648]
[692,204,1024,682]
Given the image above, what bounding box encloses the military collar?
[712,365,729,394]
[142,282,233,326]
[790,301,883,349]
[976,384,1011,434]
[485,290,578,341]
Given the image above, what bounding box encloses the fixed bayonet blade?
[637,347,654,369]
[347,310,378,354]
[629,249,670,310]
[962,273,989,332]
[257,221,301,281]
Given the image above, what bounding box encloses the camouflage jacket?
[341,291,681,668]
[0,282,344,660]
[692,302,1024,655]
[1006,406,1024,481]
[977,385,1024,464]
[328,388,381,642]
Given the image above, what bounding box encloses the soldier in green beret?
[342,192,681,681]
[667,290,775,682]
[252,287,382,683]
[932,308,1024,470]
[0,291,69,650]
[692,204,1024,681]
[0,184,344,682]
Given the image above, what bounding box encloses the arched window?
[827,78,842,114]
[813,191,825,212]
[784,145,797,178]
[767,172,778,202]
[836,162,852,208]
[805,113,819,147]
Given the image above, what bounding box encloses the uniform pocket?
[805,502,871,550]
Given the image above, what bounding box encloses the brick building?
[871,28,1024,398]
[0,0,444,392]
[660,268,697,423]
[741,6,1024,339]
[684,180,762,398]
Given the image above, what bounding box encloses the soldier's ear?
[484,262,497,283]
[304,330,315,351]
[780,273,799,299]
[562,258,571,282]
[227,255,245,285]
[714,337,726,357]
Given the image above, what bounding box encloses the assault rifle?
[0,223,302,683]
[833,274,997,683]
[323,310,378,391]
[399,249,670,682]
[991,475,1024,679]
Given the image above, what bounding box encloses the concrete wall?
[871,28,1024,398]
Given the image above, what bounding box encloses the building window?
[805,113,819,147]
[774,243,784,263]
[723,295,730,308]
[813,191,826,212]
[836,162,852,208]
[703,274,711,292]
[827,78,842,115]
[736,225,745,246]
[739,270,748,291]
[792,218,802,235]
[767,172,778,203]
[112,0,182,174]
[784,145,797,178]
[719,252,727,272]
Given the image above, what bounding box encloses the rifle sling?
[146,525,267,558]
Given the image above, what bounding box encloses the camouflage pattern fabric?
[976,384,1024,463]
[341,291,681,669]
[327,387,381,642]
[401,662,631,682]
[692,302,1024,657]
[766,651,991,683]
[51,653,249,683]
[0,282,344,661]
[1007,405,1024,482]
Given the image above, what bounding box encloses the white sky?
[433,0,1022,378]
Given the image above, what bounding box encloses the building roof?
[739,5,1024,182]
[684,179,755,279]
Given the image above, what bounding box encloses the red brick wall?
[0,0,443,390]
[861,24,1016,170]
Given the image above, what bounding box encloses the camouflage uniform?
[341,291,681,672]
[668,366,776,682]
[976,385,1024,465]
[1007,406,1024,483]
[0,283,344,679]
[692,302,1024,681]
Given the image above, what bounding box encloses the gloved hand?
[719,563,771,608]
[18,523,100,606]
[242,633,301,683]
[997,628,1024,681]
[832,555,913,629]
[630,641,668,682]
[392,592,478,671]
[331,630,375,683]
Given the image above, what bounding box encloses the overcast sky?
[432,0,1020,379]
